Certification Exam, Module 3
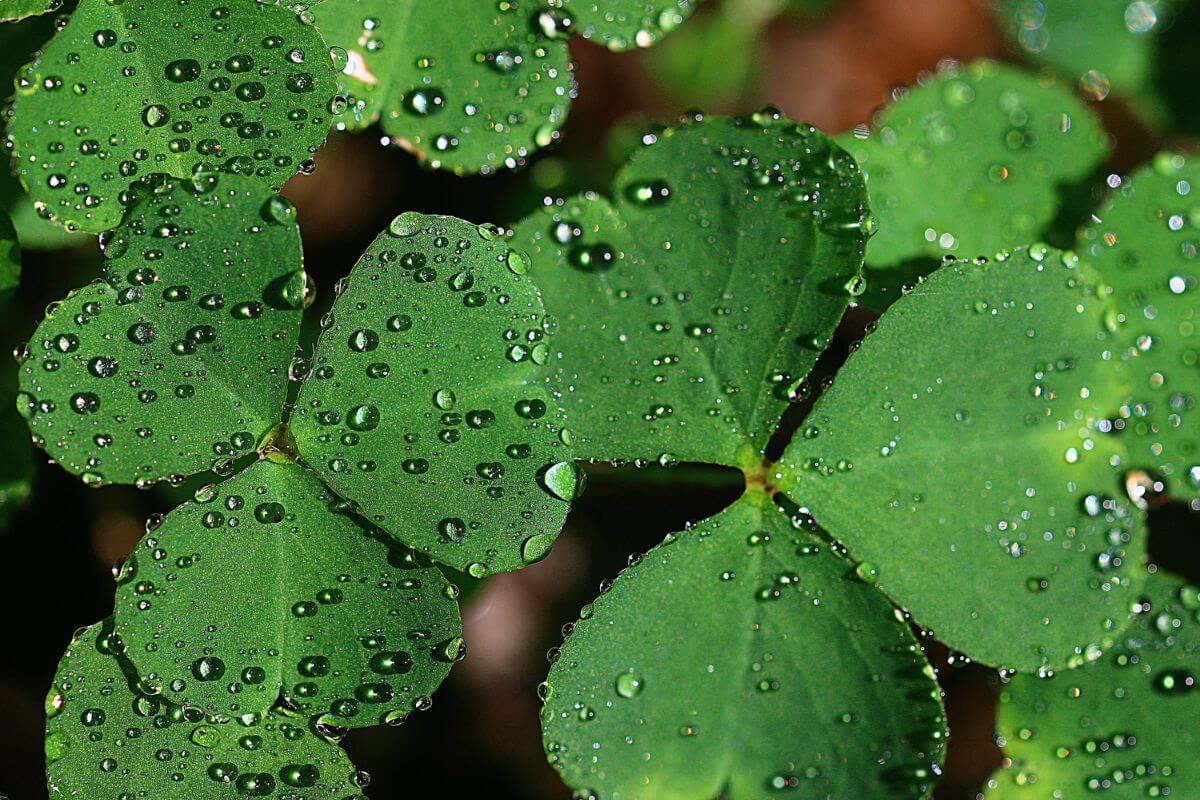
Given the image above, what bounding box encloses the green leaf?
[7,0,341,233]
[0,0,58,23]
[310,0,572,172]
[0,205,19,306]
[46,619,366,799]
[990,0,1174,125]
[0,16,89,251]
[778,247,1147,670]
[509,114,870,468]
[838,60,1108,310]
[0,361,34,528]
[1076,153,1200,503]
[559,0,699,49]
[18,174,305,486]
[986,570,1200,800]
[291,212,575,575]
[643,5,765,110]
[114,459,460,726]
[542,492,947,799]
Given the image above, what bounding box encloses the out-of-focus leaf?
[1077,153,1200,503]
[838,60,1108,310]
[991,0,1175,126]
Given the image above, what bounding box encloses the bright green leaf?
[510,114,870,468]
[7,0,340,233]
[46,619,366,799]
[0,0,58,23]
[310,0,573,172]
[1076,153,1200,503]
[986,570,1200,800]
[114,459,461,726]
[542,492,947,799]
[18,174,305,486]
[291,212,574,575]
[778,247,1147,670]
[839,60,1108,310]
[560,0,699,49]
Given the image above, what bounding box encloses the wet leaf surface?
[292,212,575,574]
[7,0,341,232]
[780,248,1147,670]
[114,460,461,726]
[18,174,305,486]
[543,492,947,800]
[511,113,870,467]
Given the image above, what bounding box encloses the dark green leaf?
[7,0,340,232]
[291,212,575,575]
[18,174,305,486]
[114,459,460,726]
[986,571,1199,799]
[0,0,58,23]
[46,619,366,799]
[0,360,33,528]
[0,205,19,305]
[509,114,870,468]
[310,0,573,172]
[778,247,1147,670]
[839,60,1108,310]
[543,492,947,799]
[1076,153,1200,503]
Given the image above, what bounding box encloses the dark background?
[1,1,1196,798]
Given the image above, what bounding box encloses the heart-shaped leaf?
[114,459,461,726]
[986,571,1200,799]
[778,247,1147,670]
[291,212,575,575]
[0,0,57,23]
[7,0,341,232]
[839,60,1108,310]
[542,493,947,799]
[310,0,573,172]
[18,174,305,486]
[45,619,366,799]
[1076,153,1200,503]
[509,113,870,468]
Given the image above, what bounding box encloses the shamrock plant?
[24,172,577,794]
[1,0,1193,787]
[502,64,1198,798]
